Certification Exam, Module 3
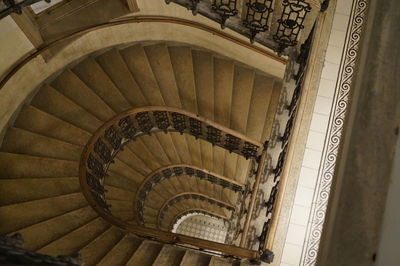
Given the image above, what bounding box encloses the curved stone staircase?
[0,42,282,265]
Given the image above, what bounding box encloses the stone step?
[14,105,91,146]
[97,234,143,265]
[152,244,186,266]
[0,177,79,206]
[30,84,102,133]
[52,69,116,122]
[38,217,110,256]
[16,206,96,251]
[180,250,211,266]
[0,152,78,179]
[78,226,125,265]
[0,192,87,233]
[1,127,82,161]
[144,43,182,108]
[72,57,131,113]
[120,45,165,106]
[126,240,163,266]
[96,49,148,107]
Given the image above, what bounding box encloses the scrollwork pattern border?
[300,0,368,265]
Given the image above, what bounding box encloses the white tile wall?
[280,0,352,265]
[281,243,303,265]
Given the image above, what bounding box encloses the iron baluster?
[87,154,106,178]
[153,110,170,132]
[242,141,259,159]
[243,0,274,43]
[171,112,187,134]
[94,139,112,163]
[273,143,288,181]
[211,0,238,29]
[189,117,202,139]
[135,112,153,135]
[206,125,222,145]
[91,191,111,212]
[287,82,301,115]
[280,110,295,148]
[224,134,240,153]
[273,0,312,53]
[105,126,122,150]
[118,116,137,140]
[86,172,105,195]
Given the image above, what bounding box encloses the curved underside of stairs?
[0,41,282,265]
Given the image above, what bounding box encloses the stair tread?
[192,50,214,120]
[144,44,182,108]
[38,217,109,256]
[0,192,87,234]
[126,240,163,266]
[16,206,96,251]
[78,226,125,266]
[120,45,165,106]
[180,250,211,266]
[97,234,143,266]
[0,177,80,206]
[169,46,198,113]
[52,69,116,122]
[31,84,102,133]
[0,152,78,179]
[14,105,91,146]
[96,49,148,107]
[246,74,275,141]
[230,66,255,134]
[72,57,131,113]
[1,127,82,161]
[152,244,186,266]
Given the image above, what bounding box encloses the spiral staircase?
[0,41,282,265]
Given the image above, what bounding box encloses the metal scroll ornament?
[243,0,274,43]
[211,0,238,29]
[273,0,312,52]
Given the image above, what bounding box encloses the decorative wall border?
[300,0,368,265]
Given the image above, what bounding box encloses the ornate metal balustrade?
[79,107,269,263]
[273,0,312,53]
[135,164,244,224]
[169,209,228,231]
[0,0,50,19]
[257,20,314,256]
[0,234,81,265]
[165,0,321,54]
[80,106,262,214]
[157,192,235,228]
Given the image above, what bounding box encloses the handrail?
[78,106,271,262]
[239,141,269,247]
[80,156,261,260]
[168,208,228,232]
[157,192,235,229]
[260,15,322,257]
[134,164,244,224]
[0,15,286,91]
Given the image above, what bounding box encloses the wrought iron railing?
[79,106,269,263]
[165,0,321,54]
[169,209,228,231]
[81,106,262,217]
[135,164,244,224]
[256,21,314,257]
[157,193,235,229]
